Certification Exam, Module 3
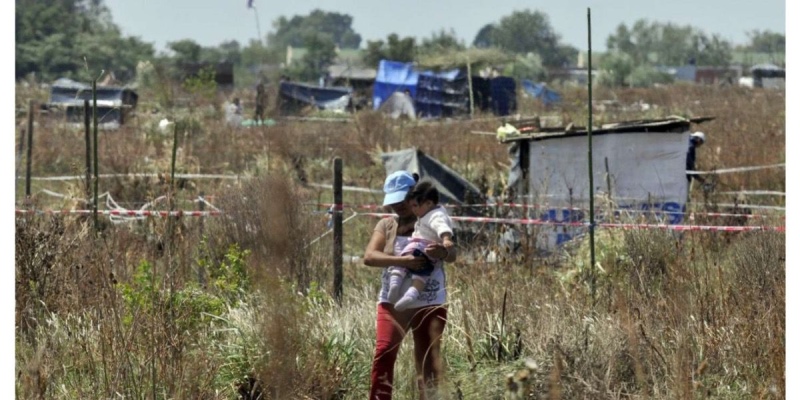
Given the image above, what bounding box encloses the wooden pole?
[16,126,25,194]
[497,288,508,362]
[93,79,99,231]
[167,123,180,275]
[198,192,205,236]
[466,57,474,119]
[604,157,612,199]
[198,191,206,286]
[587,6,597,325]
[252,6,264,46]
[333,157,343,304]
[171,123,179,198]
[25,100,35,198]
[84,100,92,198]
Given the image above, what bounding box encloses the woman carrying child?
[363,171,457,400]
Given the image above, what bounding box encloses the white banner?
[527,131,689,249]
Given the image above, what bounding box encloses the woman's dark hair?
[406,180,439,205]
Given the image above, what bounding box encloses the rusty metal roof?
[500,116,715,143]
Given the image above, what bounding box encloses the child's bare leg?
[412,278,425,292]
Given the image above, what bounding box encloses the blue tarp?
[415,69,468,118]
[374,59,517,117]
[372,60,419,109]
[279,81,352,111]
[521,80,561,106]
[373,59,468,118]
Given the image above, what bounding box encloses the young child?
[389,181,455,311]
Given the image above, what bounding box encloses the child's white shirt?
[412,205,453,243]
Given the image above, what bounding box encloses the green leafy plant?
[197,239,251,304]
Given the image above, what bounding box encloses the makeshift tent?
[503,116,713,250]
[48,78,138,128]
[372,60,419,109]
[415,69,469,118]
[381,147,485,208]
[379,91,416,119]
[374,59,517,118]
[328,64,376,110]
[327,64,376,85]
[278,81,352,114]
[521,80,561,106]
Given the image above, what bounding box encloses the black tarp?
[278,81,352,114]
[380,147,485,207]
[470,76,517,116]
[751,64,785,88]
[48,78,138,126]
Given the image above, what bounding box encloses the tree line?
[16,0,786,86]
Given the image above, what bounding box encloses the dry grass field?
[15,83,785,399]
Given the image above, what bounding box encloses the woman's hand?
[402,254,429,271]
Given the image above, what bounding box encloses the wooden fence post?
[16,126,25,195]
[197,191,206,286]
[92,80,99,232]
[84,100,92,198]
[333,157,343,304]
[25,100,35,199]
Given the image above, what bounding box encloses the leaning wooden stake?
[498,288,508,362]
[25,100,35,199]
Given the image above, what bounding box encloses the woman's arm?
[363,229,427,269]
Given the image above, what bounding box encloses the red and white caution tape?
[307,183,384,194]
[14,209,786,232]
[599,223,784,232]
[718,190,785,197]
[360,212,785,232]
[21,173,244,181]
[687,163,785,175]
[16,209,221,217]
[312,203,782,219]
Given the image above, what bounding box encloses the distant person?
[224,97,243,126]
[319,72,330,87]
[254,83,268,124]
[686,131,706,198]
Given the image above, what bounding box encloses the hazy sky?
[103,0,785,52]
